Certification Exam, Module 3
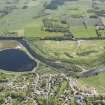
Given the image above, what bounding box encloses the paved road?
[0,36,105,77]
[0,36,76,74]
[18,39,75,74]
[79,65,105,77]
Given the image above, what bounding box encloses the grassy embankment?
[28,40,105,71]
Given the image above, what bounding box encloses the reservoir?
[0,49,37,72]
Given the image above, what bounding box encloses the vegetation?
[1,0,105,104]
[28,40,105,70]
[78,72,105,93]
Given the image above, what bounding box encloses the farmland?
[24,0,105,38]
[0,0,105,38]
[0,0,105,104]
[0,0,51,35]
[24,0,105,95]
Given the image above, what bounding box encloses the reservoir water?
[0,49,37,72]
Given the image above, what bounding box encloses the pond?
[0,49,37,72]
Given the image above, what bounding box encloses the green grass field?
[70,26,97,38]
[0,0,105,38]
[24,0,105,38]
[1,0,105,94]
[0,0,51,35]
[24,17,64,38]
[28,40,105,71]
[78,73,105,93]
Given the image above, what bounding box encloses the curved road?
[18,39,105,77]
[18,39,75,74]
[79,65,105,77]
[0,36,105,77]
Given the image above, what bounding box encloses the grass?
[29,40,105,70]
[23,0,104,38]
[51,0,92,17]
[0,0,105,39]
[101,17,105,25]
[70,26,97,38]
[78,73,105,93]
[0,0,50,35]
[1,0,105,93]
[24,17,64,38]
[57,80,68,96]
[36,63,57,75]
[0,40,18,49]
[38,79,68,105]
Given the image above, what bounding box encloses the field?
[28,40,105,70]
[0,41,18,49]
[24,17,64,38]
[24,0,105,38]
[0,0,105,38]
[1,0,105,100]
[78,72,105,93]
[0,0,51,35]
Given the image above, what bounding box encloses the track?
[0,36,105,77]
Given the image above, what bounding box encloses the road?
[20,39,105,77]
[0,36,75,74]
[18,39,75,74]
[79,65,105,77]
[0,36,105,77]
